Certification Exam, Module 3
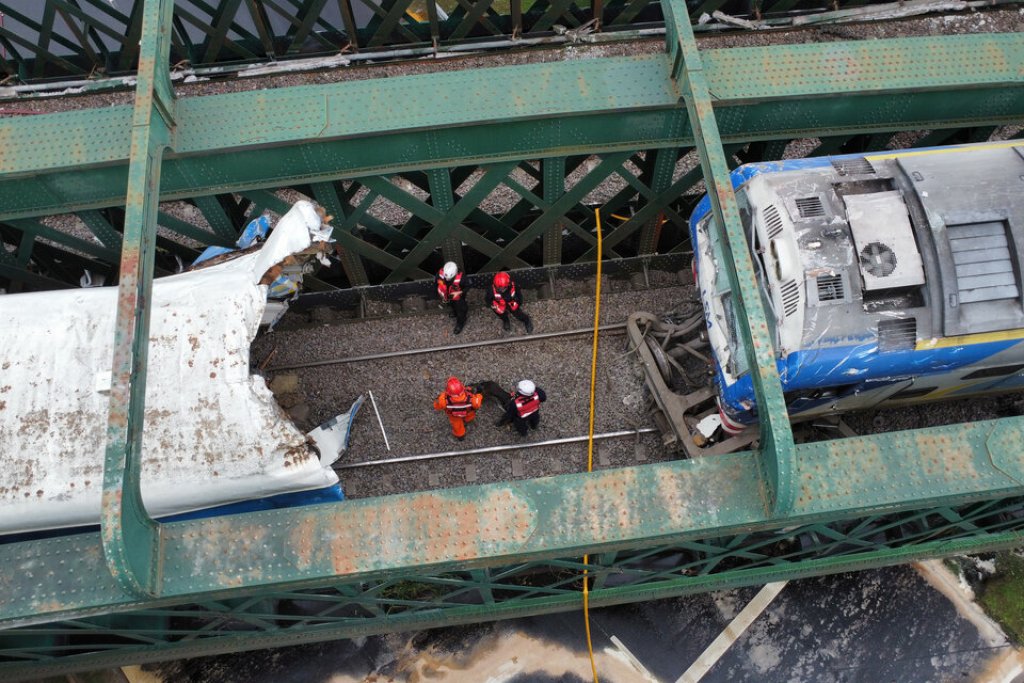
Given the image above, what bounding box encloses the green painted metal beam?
[1,34,1021,222]
[637,147,678,253]
[541,156,566,266]
[6,522,1021,681]
[427,168,464,269]
[3,415,1024,628]
[99,0,176,599]
[310,180,371,286]
[664,0,795,513]
[3,0,979,81]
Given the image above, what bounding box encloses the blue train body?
[689,142,1024,431]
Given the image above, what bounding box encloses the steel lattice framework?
[0,0,1023,679]
[0,0,930,81]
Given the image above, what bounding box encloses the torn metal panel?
[307,395,365,467]
[0,201,337,535]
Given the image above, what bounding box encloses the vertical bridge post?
[101,0,177,597]
[661,0,796,515]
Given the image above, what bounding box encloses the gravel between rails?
[254,272,695,499]
[253,264,1024,501]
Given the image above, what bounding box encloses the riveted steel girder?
[2,419,1024,634]
[1,34,1022,223]
[99,0,177,599]
[0,0,924,80]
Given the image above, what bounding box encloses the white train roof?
[0,201,337,535]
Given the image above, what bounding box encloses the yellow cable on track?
[583,209,604,683]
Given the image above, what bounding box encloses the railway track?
[249,143,1024,493]
[254,263,1024,501]
[253,272,695,499]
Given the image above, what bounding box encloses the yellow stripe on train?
[865,140,1024,162]
[916,328,1024,351]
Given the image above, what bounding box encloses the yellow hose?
[583,209,603,683]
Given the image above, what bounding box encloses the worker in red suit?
[500,379,547,436]
[434,376,484,439]
[436,261,468,335]
[485,271,533,333]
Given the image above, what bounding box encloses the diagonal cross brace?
[101,0,177,599]
[662,0,796,515]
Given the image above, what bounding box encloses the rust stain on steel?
[330,488,535,576]
[914,431,981,484]
[577,73,589,98]
[291,515,319,571]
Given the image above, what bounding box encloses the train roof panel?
[844,190,925,291]
[891,143,1024,336]
[0,202,339,535]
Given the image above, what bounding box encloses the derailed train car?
[636,141,1024,452]
[0,201,359,540]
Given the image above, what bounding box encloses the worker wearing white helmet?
[435,260,468,334]
[501,379,546,436]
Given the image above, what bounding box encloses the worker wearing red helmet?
[485,271,533,333]
[501,379,547,436]
[436,261,468,335]
[433,376,484,439]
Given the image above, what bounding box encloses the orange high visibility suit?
[434,379,484,439]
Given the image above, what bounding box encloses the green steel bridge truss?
[0,0,1023,678]
[0,0,950,82]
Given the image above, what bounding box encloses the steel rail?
[335,427,659,469]
[267,323,629,371]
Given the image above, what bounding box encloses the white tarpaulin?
[0,201,338,535]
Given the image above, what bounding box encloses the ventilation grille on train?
[832,158,876,176]
[796,196,825,218]
[816,274,845,302]
[781,279,800,317]
[860,242,898,278]
[948,221,1021,304]
[763,205,784,238]
[878,318,917,352]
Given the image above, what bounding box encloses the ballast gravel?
[255,271,693,499]
[253,269,1024,501]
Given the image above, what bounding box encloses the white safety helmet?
[442,261,458,280]
[517,379,536,396]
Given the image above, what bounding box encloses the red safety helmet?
[446,377,465,397]
[493,272,510,290]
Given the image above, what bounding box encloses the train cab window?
[962,364,1024,380]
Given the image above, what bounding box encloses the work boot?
[502,317,511,332]
[454,321,464,335]
[524,316,534,334]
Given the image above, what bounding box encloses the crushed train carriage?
[0,201,361,539]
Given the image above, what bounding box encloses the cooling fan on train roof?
[859,241,898,278]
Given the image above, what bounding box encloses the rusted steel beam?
[100,0,177,598]
[663,0,796,513]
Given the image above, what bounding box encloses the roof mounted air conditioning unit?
[843,190,925,291]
